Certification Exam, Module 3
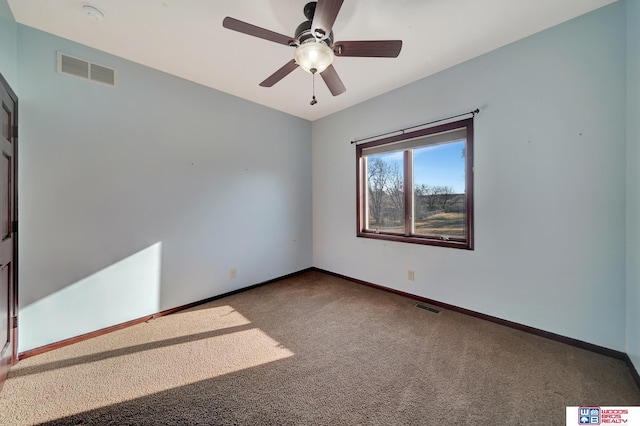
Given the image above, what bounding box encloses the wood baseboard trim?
[17,266,640,391]
[312,267,640,388]
[18,315,154,361]
[625,354,640,390]
[18,268,313,361]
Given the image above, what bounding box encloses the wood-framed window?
[356,118,474,250]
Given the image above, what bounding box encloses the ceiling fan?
[223,0,402,104]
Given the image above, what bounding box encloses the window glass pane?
[365,152,405,234]
[413,140,466,238]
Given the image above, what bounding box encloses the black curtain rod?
[350,108,480,145]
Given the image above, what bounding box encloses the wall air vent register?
[57,52,117,87]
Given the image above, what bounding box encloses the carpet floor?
[0,271,638,425]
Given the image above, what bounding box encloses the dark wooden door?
[0,73,17,392]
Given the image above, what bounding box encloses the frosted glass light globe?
[294,42,334,74]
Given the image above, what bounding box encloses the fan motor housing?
[295,20,334,47]
[303,2,316,20]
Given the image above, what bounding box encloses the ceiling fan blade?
[223,17,296,46]
[311,0,344,40]
[320,64,346,96]
[259,59,299,87]
[334,40,403,58]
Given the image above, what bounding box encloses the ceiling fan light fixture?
[294,42,334,74]
[223,0,402,98]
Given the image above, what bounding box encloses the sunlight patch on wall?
[19,242,163,352]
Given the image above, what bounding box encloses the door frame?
[0,71,18,369]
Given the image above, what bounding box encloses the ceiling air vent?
[57,52,117,87]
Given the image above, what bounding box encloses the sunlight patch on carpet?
[0,305,293,425]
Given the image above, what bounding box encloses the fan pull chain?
[310,72,318,106]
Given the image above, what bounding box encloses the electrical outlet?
[408,270,415,281]
[230,269,237,279]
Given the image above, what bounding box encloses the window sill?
[357,231,473,250]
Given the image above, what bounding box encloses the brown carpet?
[0,271,638,425]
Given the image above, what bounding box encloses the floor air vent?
[415,303,441,314]
[58,52,117,87]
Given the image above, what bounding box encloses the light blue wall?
[0,0,17,87]
[313,2,628,350]
[17,26,312,352]
[627,0,640,373]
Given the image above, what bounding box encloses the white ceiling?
[8,0,616,121]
